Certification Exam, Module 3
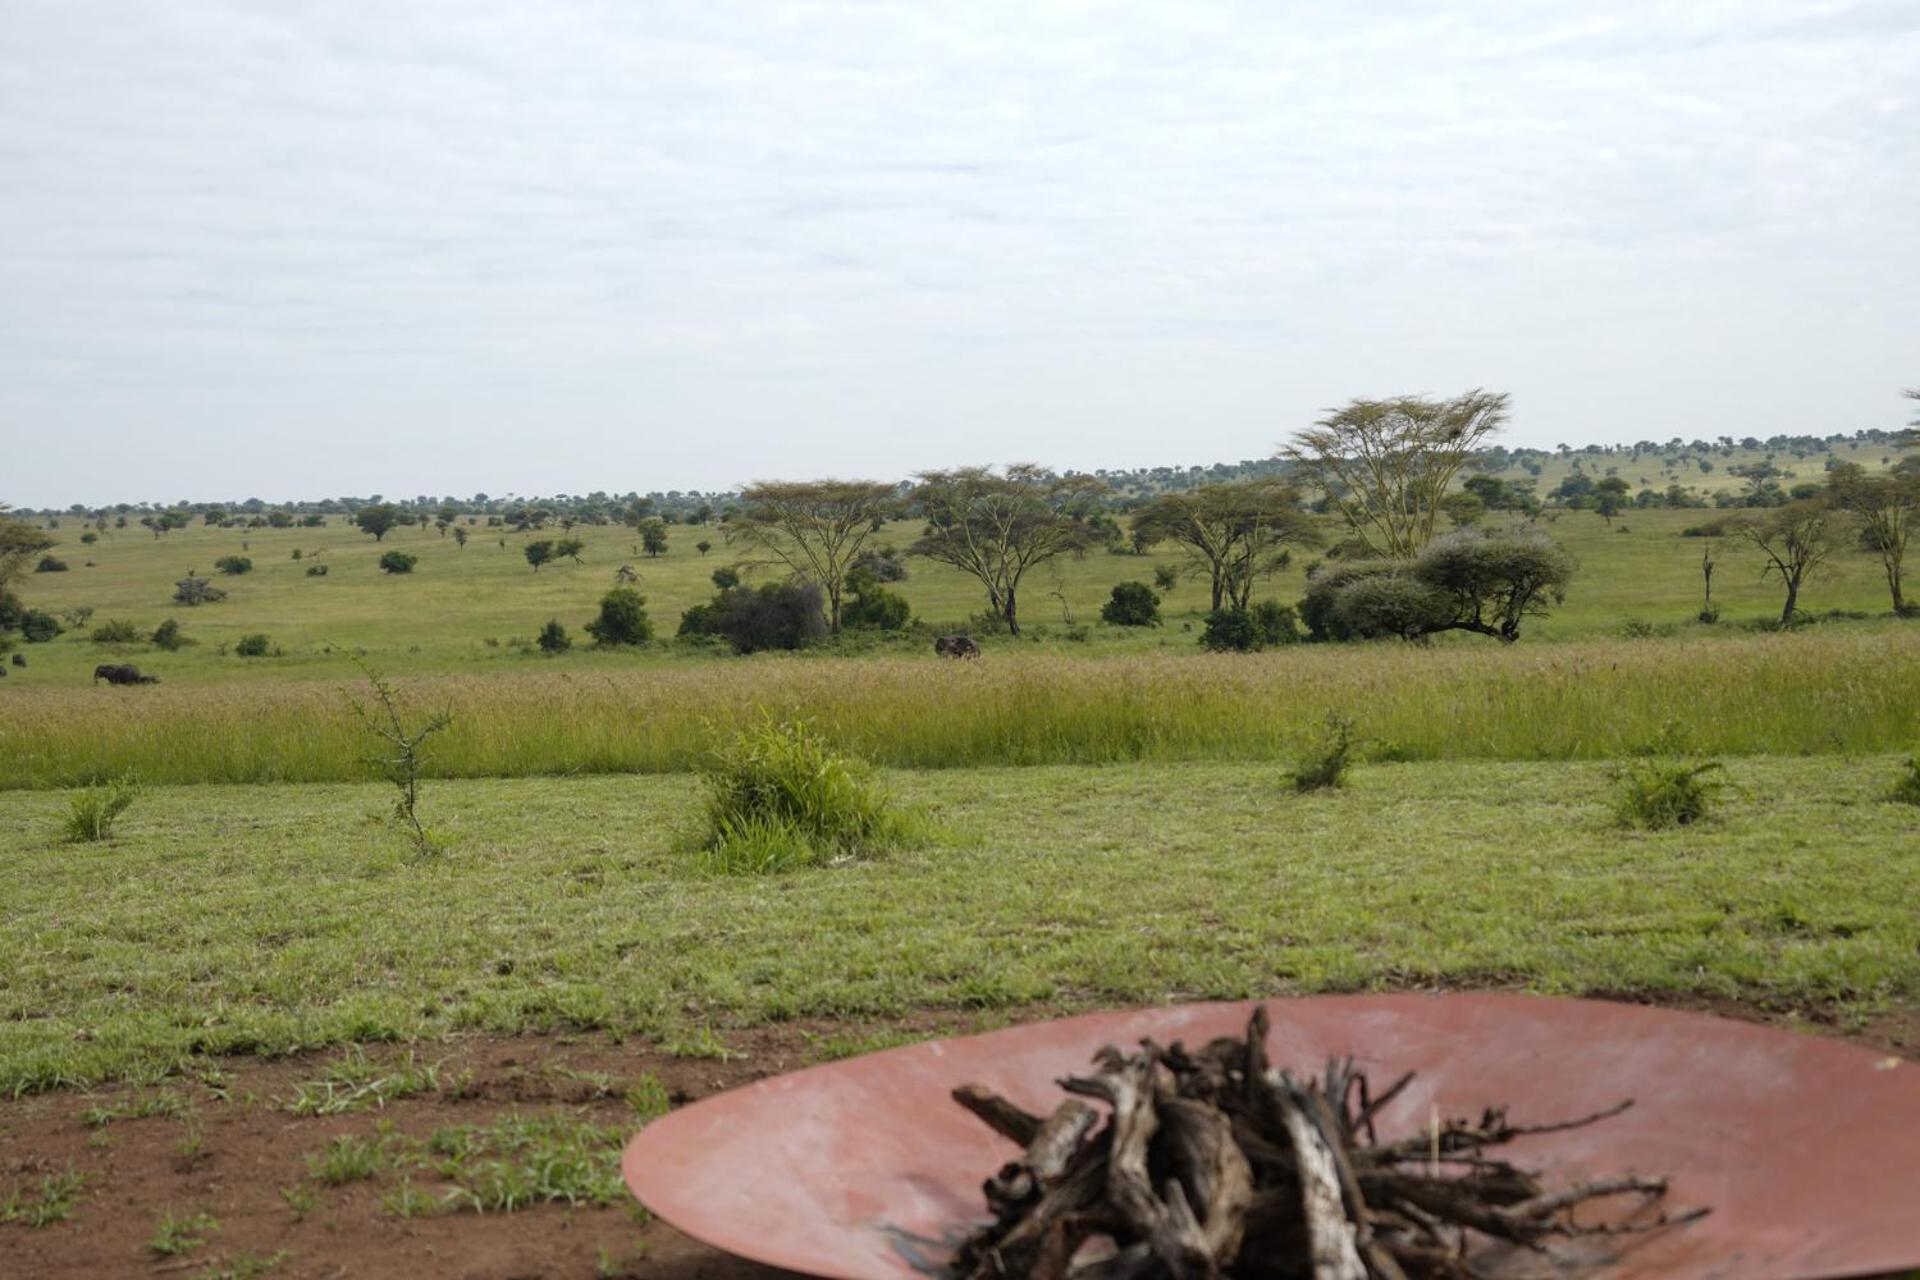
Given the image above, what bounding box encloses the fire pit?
[621,995,1920,1279]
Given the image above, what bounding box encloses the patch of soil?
[0,995,1909,1279]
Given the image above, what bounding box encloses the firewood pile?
[948,1008,1704,1279]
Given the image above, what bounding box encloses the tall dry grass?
[3,630,1915,789]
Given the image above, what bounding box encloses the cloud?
[1,0,1915,502]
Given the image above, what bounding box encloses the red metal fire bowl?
[622,995,1920,1279]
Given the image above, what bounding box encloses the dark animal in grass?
[934,634,982,659]
[10,653,22,667]
[93,663,159,686]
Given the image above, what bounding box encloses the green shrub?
[234,633,272,658]
[214,555,252,576]
[89,618,143,644]
[584,587,652,646]
[20,609,63,642]
[1199,601,1298,651]
[63,772,141,843]
[306,563,329,577]
[150,619,188,650]
[1286,713,1357,792]
[678,582,825,654]
[1613,759,1723,829]
[536,619,571,654]
[1101,581,1161,627]
[172,577,227,606]
[697,717,916,874]
[34,556,68,573]
[842,570,910,631]
[1891,757,1920,807]
[378,550,417,574]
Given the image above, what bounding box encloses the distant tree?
[584,587,652,646]
[1152,563,1179,593]
[524,540,555,572]
[1592,476,1632,525]
[1101,581,1161,627]
[614,563,640,584]
[729,480,898,633]
[452,526,468,550]
[909,465,1107,636]
[379,550,417,574]
[1439,492,1485,528]
[1301,527,1575,644]
[1733,500,1840,626]
[1130,479,1320,612]
[641,521,669,558]
[536,619,571,653]
[1282,389,1509,557]
[710,565,740,591]
[695,539,713,556]
[355,504,401,541]
[554,537,585,564]
[0,509,56,621]
[1827,463,1915,614]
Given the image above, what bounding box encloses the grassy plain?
[3,757,1917,1096]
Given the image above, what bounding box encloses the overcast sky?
[3,1,1916,506]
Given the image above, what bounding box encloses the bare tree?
[909,466,1108,636]
[1282,389,1509,558]
[1130,479,1321,612]
[729,480,899,633]
[1734,500,1840,626]
[1827,462,1917,614]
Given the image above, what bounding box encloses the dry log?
[949,1008,1704,1280]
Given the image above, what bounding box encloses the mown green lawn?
[4,757,1914,1095]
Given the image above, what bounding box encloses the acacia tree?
[1282,389,1509,558]
[909,465,1108,636]
[355,504,400,541]
[0,505,55,603]
[1130,479,1321,612]
[1735,500,1839,625]
[1827,462,1916,614]
[728,480,898,633]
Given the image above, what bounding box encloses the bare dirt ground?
[1,996,1911,1280]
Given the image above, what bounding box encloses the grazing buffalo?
[934,634,982,659]
[93,663,159,686]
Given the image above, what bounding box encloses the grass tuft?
[697,715,922,873]
[1613,758,1724,829]
[307,1133,384,1185]
[61,771,140,843]
[149,1207,219,1257]
[1890,756,1920,806]
[1286,713,1358,793]
[426,1111,627,1213]
[0,1167,87,1227]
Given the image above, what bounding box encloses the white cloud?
[1,0,1915,502]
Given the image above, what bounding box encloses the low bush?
[1101,581,1161,627]
[35,556,69,573]
[1200,601,1299,652]
[1891,757,1920,807]
[306,563,329,577]
[696,717,918,874]
[678,582,825,654]
[1286,713,1357,792]
[536,619,571,654]
[150,618,189,650]
[172,577,227,606]
[20,609,63,642]
[379,550,417,574]
[63,772,141,843]
[234,633,272,657]
[584,587,652,647]
[214,555,253,576]
[89,618,143,644]
[841,570,910,631]
[1613,759,1723,829]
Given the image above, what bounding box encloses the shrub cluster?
[679,581,827,653]
[89,618,143,645]
[214,555,253,576]
[1200,601,1299,652]
[173,577,227,606]
[379,550,418,574]
[1101,581,1161,627]
[584,588,652,646]
[841,569,910,631]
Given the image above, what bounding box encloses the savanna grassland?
[2,442,1918,1279]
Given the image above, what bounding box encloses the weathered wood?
[948,1008,1698,1280]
